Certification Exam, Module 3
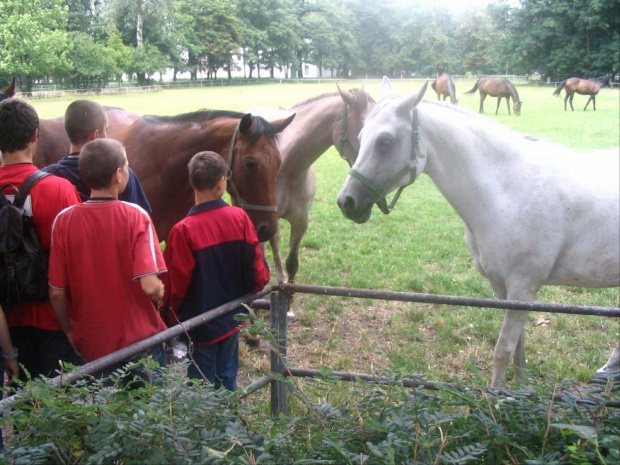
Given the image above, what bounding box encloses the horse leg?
[492,309,530,387]
[506,97,511,115]
[479,93,487,113]
[285,212,309,284]
[269,226,286,284]
[567,93,574,111]
[495,97,502,115]
[597,342,620,374]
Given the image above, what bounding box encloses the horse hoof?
[287,311,296,325]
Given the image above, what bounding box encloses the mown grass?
[27,81,619,386]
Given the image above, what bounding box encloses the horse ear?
[239,113,253,133]
[379,76,392,100]
[5,76,16,96]
[399,80,428,113]
[337,83,357,107]
[270,113,296,133]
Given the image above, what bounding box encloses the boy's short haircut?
[64,100,107,145]
[188,151,228,191]
[79,139,127,190]
[0,99,39,153]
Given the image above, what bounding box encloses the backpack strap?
[13,171,51,208]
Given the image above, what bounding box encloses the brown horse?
[113,110,294,242]
[431,74,457,105]
[0,77,16,102]
[552,74,613,111]
[32,107,293,242]
[465,77,522,116]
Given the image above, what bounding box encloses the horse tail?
[464,79,479,95]
[553,80,567,96]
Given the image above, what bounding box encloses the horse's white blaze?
[338,77,619,387]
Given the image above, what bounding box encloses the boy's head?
[0,99,39,154]
[79,139,128,190]
[188,151,229,191]
[64,100,108,146]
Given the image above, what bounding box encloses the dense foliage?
[0,357,618,464]
[0,0,617,90]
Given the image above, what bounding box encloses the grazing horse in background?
[465,76,522,115]
[0,77,16,102]
[112,110,294,242]
[431,74,457,105]
[553,74,613,111]
[337,77,619,387]
[247,85,375,284]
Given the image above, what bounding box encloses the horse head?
[228,112,295,241]
[336,82,376,166]
[337,78,429,223]
[0,77,16,102]
[513,100,522,116]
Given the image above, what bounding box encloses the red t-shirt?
[49,200,167,362]
[0,163,81,330]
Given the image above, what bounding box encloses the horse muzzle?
[337,192,373,224]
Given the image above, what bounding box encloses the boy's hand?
[140,274,165,300]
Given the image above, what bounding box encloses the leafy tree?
[0,0,71,90]
[65,31,116,88]
[455,10,503,75]
[175,0,240,79]
[489,0,619,79]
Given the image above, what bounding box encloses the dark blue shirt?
[43,156,152,213]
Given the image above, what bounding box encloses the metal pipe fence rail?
[1,283,617,412]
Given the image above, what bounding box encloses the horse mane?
[142,108,284,144]
[287,88,375,110]
[142,109,246,124]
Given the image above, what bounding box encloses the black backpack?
[0,171,51,303]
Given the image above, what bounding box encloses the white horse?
[337,77,620,387]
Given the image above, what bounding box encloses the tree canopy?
[0,0,617,88]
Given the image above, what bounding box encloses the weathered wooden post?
[270,289,289,416]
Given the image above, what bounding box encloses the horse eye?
[377,134,393,146]
[243,159,258,169]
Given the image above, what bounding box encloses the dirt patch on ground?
[239,298,421,385]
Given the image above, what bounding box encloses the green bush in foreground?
[1,359,618,465]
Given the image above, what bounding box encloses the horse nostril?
[343,196,355,213]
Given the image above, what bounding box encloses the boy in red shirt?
[162,151,269,390]
[49,138,167,383]
[0,98,82,381]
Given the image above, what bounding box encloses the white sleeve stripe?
[121,201,160,270]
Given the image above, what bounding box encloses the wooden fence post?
[270,289,289,416]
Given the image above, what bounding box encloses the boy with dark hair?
[43,99,152,211]
[0,98,83,381]
[49,138,167,381]
[162,151,269,390]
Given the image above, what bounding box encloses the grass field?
[26,80,620,387]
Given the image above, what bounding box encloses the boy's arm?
[162,226,196,319]
[140,273,165,301]
[0,305,19,381]
[49,287,78,352]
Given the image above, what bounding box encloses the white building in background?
[158,55,334,81]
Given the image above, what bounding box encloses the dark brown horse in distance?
[431,74,457,105]
[465,77,522,116]
[552,74,613,111]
